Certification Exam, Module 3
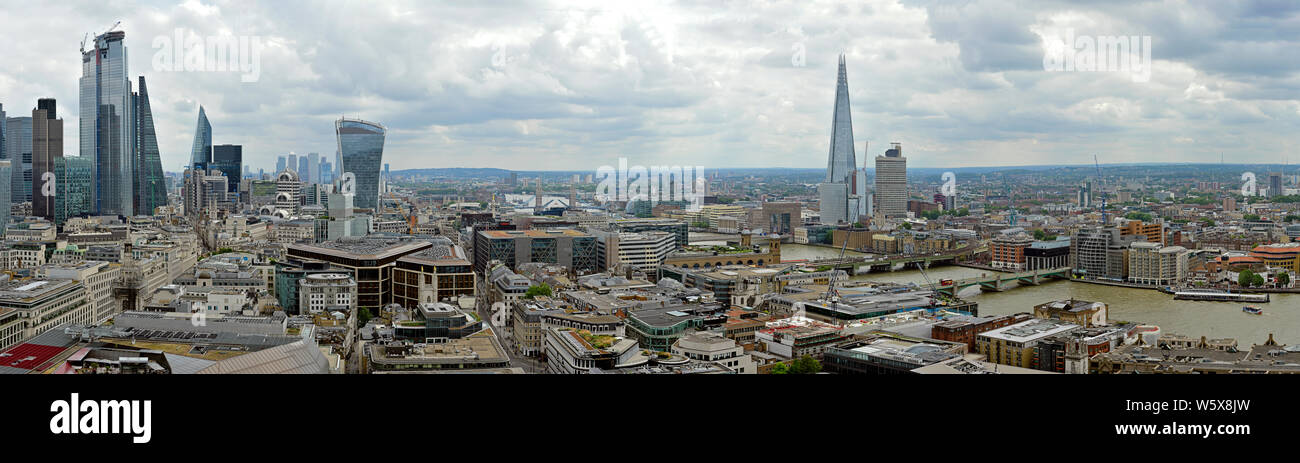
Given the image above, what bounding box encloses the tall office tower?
[874,143,908,218]
[1269,173,1283,198]
[0,104,6,165]
[307,152,319,184]
[5,116,32,204]
[277,155,287,173]
[133,78,167,216]
[211,144,243,195]
[335,118,386,210]
[856,143,870,218]
[80,30,135,217]
[286,153,298,173]
[818,55,859,224]
[298,156,308,176]
[275,169,301,215]
[0,160,8,227]
[1078,180,1093,208]
[32,99,62,221]
[320,160,332,184]
[189,106,212,168]
[825,55,856,185]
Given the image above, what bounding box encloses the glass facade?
[335,118,385,210]
[80,31,134,216]
[55,156,93,224]
[211,144,242,194]
[190,106,212,168]
[0,160,9,227]
[134,76,167,216]
[4,116,31,205]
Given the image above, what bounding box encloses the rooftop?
[980,319,1079,342]
[481,229,590,238]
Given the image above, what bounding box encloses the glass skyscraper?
[190,105,212,168]
[4,116,31,206]
[0,160,9,227]
[80,30,135,216]
[134,77,167,216]
[335,118,386,210]
[32,99,62,221]
[211,144,243,195]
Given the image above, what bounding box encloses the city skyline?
[0,1,1295,174]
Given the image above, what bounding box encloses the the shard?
[819,54,862,225]
[826,54,856,184]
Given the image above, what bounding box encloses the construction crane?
[81,21,121,54]
[1094,154,1108,225]
[822,225,857,302]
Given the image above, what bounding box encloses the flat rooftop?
[981,319,1079,343]
[289,237,431,258]
[480,229,590,238]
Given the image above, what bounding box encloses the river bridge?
[803,242,985,275]
[933,267,1072,297]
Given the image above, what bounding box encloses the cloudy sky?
[0,0,1296,173]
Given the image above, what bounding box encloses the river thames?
[779,244,1300,345]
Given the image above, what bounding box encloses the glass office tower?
[335,118,386,210]
[212,144,243,195]
[134,77,167,216]
[4,116,31,205]
[190,105,212,168]
[80,30,134,216]
[32,99,62,221]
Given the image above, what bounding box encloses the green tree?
[789,355,822,374]
[357,308,373,327]
[524,283,553,299]
[1125,211,1153,222]
[1238,270,1255,287]
[769,363,789,375]
[1252,273,1266,287]
[901,222,912,230]
[1277,272,1290,287]
[1243,214,1261,221]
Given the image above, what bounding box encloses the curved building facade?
[190,106,212,168]
[335,118,385,210]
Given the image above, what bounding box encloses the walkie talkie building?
[335,118,385,210]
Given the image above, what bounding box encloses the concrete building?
[1033,299,1108,328]
[286,237,433,312]
[1128,242,1190,286]
[298,273,357,315]
[543,326,645,374]
[592,230,677,273]
[975,318,1079,368]
[874,143,908,218]
[391,238,475,308]
[39,260,121,322]
[671,332,755,374]
[472,229,598,275]
[0,279,90,351]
